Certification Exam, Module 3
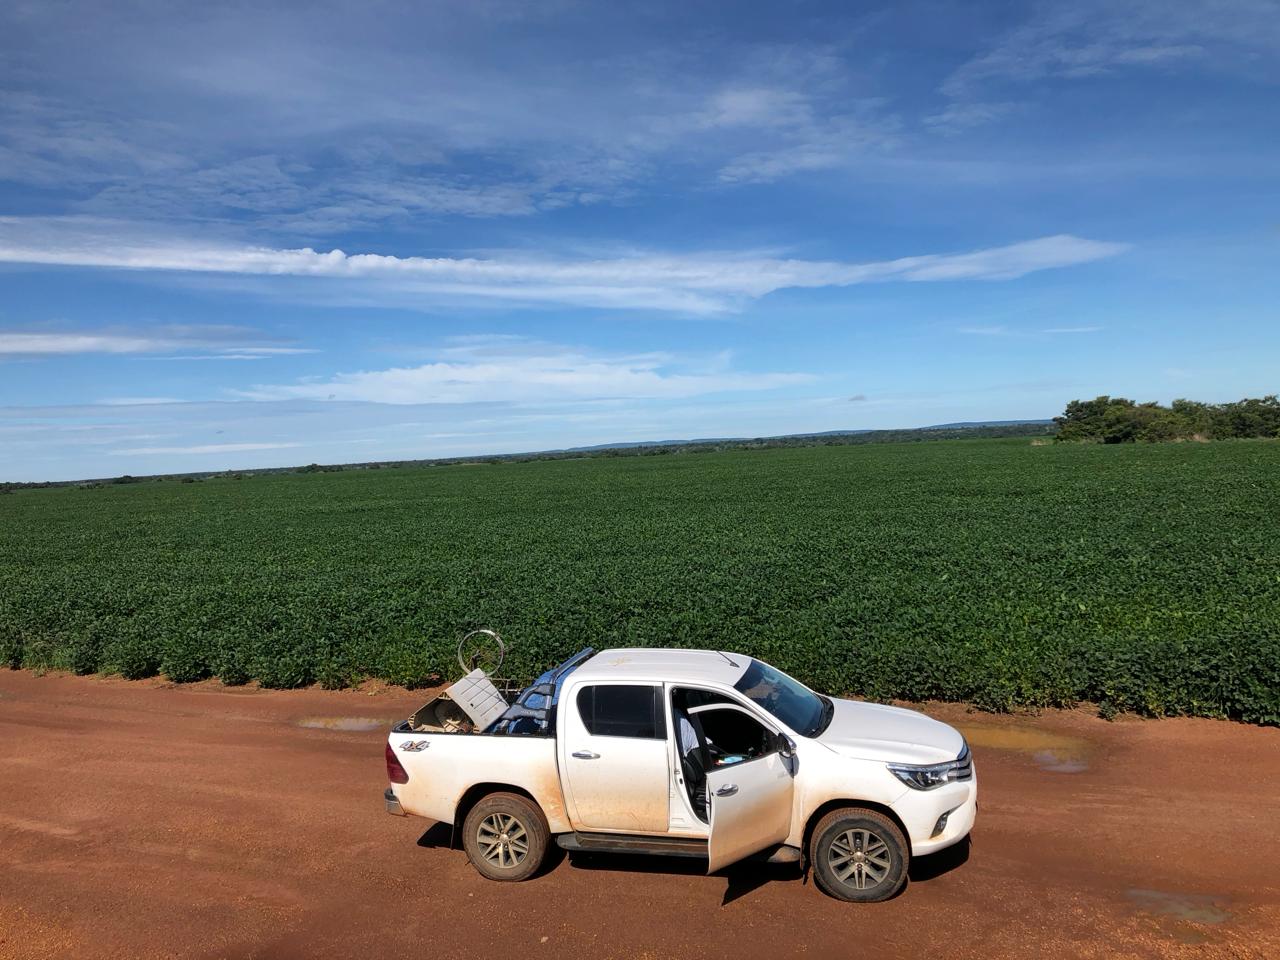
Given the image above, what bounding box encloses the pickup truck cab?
[385,647,976,902]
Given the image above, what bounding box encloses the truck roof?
[571,648,750,686]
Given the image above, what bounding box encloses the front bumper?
[912,787,976,855]
[892,771,978,856]
[385,786,407,816]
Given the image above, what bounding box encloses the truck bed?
[388,725,571,832]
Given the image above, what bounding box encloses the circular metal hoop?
[458,628,505,674]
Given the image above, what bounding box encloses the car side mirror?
[777,733,796,759]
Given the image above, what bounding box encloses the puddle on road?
[1127,888,1232,925]
[956,726,1093,773]
[1031,749,1089,773]
[297,717,386,732]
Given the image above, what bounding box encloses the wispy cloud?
[98,397,188,406]
[940,0,1280,102]
[924,101,1019,134]
[3,1,1273,238]
[0,323,313,358]
[958,324,1104,337]
[924,0,1280,140]
[79,153,560,231]
[0,218,1130,314]
[709,93,899,184]
[109,441,303,456]
[0,7,906,227]
[235,335,814,404]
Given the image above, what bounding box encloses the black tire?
[461,792,549,882]
[810,807,909,902]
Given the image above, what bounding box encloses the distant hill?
[562,438,750,451]
[561,432,866,452]
[4,419,1057,489]
[562,421,1048,452]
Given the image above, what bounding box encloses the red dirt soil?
[1,670,1278,959]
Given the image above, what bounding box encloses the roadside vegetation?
[2,438,1277,724]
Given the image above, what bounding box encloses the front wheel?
[462,792,549,882]
[810,807,909,902]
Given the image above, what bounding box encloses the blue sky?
[1,0,1277,481]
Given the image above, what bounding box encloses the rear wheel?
[462,792,549,882]
[810,807,908,902]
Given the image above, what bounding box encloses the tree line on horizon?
[1055,395,1280,444]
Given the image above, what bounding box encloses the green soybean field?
[2,438,1278,723]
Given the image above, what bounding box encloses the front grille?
[952,743,973,781]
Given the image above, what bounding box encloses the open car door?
[705,749,795,873]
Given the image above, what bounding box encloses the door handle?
[714,784,738,797]
[571,750,600,760]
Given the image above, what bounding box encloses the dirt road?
[1,671,1277,959]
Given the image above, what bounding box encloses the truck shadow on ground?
[417,824,970,906]
[563,850,796,906]
[416,821,455,849]
[562,837,970,906]
[908,835,971,884]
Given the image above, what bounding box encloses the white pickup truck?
[384,647,976,902]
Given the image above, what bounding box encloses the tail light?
[386,743,409,784]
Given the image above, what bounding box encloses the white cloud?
[924,101,1018,134]
[0,11,904,223]
[81,154,554,231]
[700,87,814,129]
[941,0,1279,100]
[927,0,1280,136]
[713,100,898,184]
[0,323,313,357]
[718,141,850,184]
[110,441,303,456]
[959,324,1105,337]
[147,351,313,361]
[236,336,814,405]
[99,397,188,406]
[1,333,170,354]
[0,218,1130,314]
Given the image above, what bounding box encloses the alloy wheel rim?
[828,827,891,889]
[477,813,529,868]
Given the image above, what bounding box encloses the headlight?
[887,743,972,791]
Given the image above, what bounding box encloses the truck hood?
[816,698,965,765]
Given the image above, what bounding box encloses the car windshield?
[733,659,830,737]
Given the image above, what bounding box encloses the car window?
[695,706,775,761]
[681,688,735,709]
[577,685,666,739]
[733,658,829,736]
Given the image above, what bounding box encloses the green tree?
[1057,394,1280,443]
[1055,396,1125,442]
[1213,395,1280,439]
